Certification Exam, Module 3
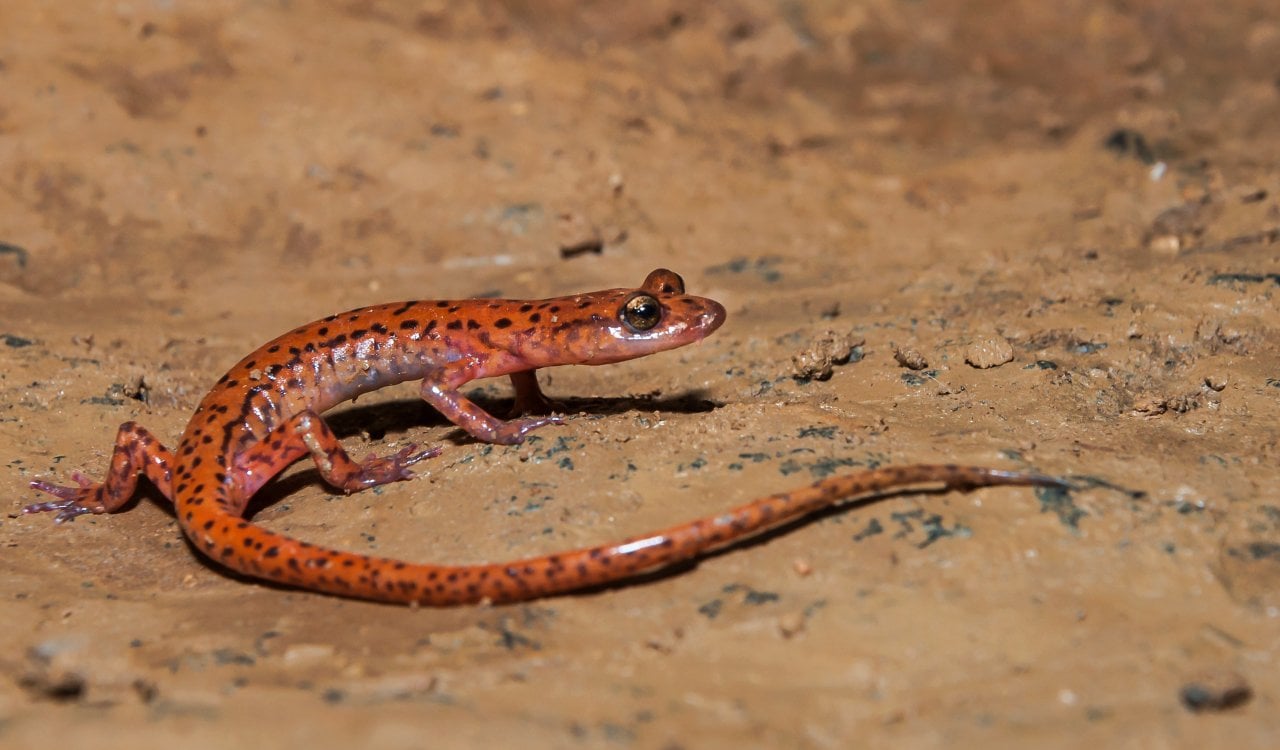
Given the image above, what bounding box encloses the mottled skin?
[27,269,1065,605]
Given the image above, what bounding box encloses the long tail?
[185,464,1067,605]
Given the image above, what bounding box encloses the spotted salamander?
[26,268,1064,604]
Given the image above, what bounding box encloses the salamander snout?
[702,298,727,332]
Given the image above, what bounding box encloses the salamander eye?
[621,294,662,332]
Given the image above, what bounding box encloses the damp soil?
[2,2,1278,748]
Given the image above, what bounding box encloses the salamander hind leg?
[26,421,176,523]
[233,410,441,500]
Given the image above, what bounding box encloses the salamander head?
[514,268,726,367]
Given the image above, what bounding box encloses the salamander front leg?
[26,421,175,523]
[421,378,563,445]
[232,411,441,503]
[508,369,563,416]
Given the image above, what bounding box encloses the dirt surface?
[2,2,1278,747]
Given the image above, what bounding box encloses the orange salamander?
[26,268,1065,605]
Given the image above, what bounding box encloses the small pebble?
[1180,668,1252,712]
[964,334,1013,369]
[778,612,807,639]
[1203,374,1227,392]
[894,348,929,370]
[791,330,864,381]
[1147,234,1181,255]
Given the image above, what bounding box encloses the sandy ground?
[2,2,1278,747]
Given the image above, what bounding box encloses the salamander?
[25,268,1065,605]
